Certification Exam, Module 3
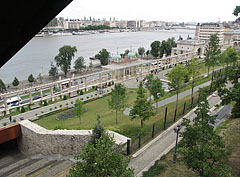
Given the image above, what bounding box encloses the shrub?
[60,104,62,107]
[49,108,52,111]
[13,119,16,123]
[3,122,7,126]
[71,101,73,104]
[63,95,67,100]
[54,125,63,130]
[66,103,69,105]
[21,106,26,113]
[108,82,112,86]
[17,107,20,112]
[35,113,38,116]
[20,117,24,120]
[43,100,48,106]
[80,90,83,95]
[61,107,68,111]
[41,111,44,114]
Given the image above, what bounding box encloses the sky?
[57,0,240,22]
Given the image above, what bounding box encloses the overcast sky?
[57,0,239,22]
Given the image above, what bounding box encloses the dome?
[128,52,135,58]
[113,54,121,61]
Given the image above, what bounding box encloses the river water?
[0,29,194,83]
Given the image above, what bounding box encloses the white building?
[195,23,225,45]
[172,39,206,56]
[223,30,240,50]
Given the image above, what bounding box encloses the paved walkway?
[129,93,222,176]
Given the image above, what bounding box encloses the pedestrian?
[9,116,12,122]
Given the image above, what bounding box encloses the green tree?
[69,121,134,177]
[74,98,84,123]
[145,73,154,90]
[138,47,145,58]
[90,115,105,145]
[167,37,177,48]
[167,65,186,111]
[0,79,6,91]
[108,83,128,124]
[54,45,77,77]
[150,41,161,58]
[12,77,19,87]
[130,81,155,128]
[89,61,93,71]
[160,40,172,57]
[146,50,150,59]
[148,78,165,111]
[37,73,43,84]
[233,6,240,22]
[204,34,221,76]
[124,49,130,58]
[224,46,238,66]
[28,74,34,85]
[217,63,240,118]
[187,58,200,103]
[95,49,110,65]
[74,56,86,73]
[179,90,232,177]
[49,62,58,79]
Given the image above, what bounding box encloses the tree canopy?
[130,81,155,128]
[95,49,110,65]
[150,41,161,58]
[69,117,134,177]
[12,77,19,86]
[74,56,86,73]
[138,47,145,58]
[179,90,232,177]
[54,45,77,77]
[108,83,128,124]
[49,62,58,78]
[74,98,84,123]
[28,74,34,85]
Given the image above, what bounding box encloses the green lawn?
[35,87,199,139]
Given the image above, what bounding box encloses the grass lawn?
[142,117,240,177]
[35,87,199,139]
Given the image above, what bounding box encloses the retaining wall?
[18,120,129,156]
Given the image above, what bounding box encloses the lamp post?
[173,124,182,163]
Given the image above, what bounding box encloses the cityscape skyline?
[57,0,239,22]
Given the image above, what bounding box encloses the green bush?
[80,90,84,95]
[3,122,7,126]
[17,107,20,111]
[21,106,26,113]
[63,95,67,100]
[13,119,16,123]
[43,100,48,106]
[20,117,24,120]
[54,125,63,130]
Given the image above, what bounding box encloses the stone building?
[223,30,240,50]
[171,39,206,56]
[195,23,225,45]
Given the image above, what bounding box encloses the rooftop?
[102,59,149,70]
[178,39,206,45]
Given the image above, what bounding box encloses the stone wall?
[18,120,130,156]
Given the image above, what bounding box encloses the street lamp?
[173,124,182,163]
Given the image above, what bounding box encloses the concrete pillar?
[128,67,131,78]
[148,63,151,73]
[17,93,20,106]
[29,90,33,104]
[69,79,72,92]
[50,86,54,102]
[123,68,126,79]
[84,77,88,91]
[3,96,8,112]
[40,88,43,100]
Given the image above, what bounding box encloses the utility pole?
[173,124,182,163]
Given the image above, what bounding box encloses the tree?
[89,61,93,71]
[37,73,43,84]
[217,63,240,118]
[54,45,77,77]
[74,56,86,73]
[124,49,130,58]
[108,83,128,124]
[233,6,240,22]
[130,81,155,128]
[28,74,34,85]
[95,48,110,65]
[204,34,221,76]
[138,47,145,58]
[0,79,6,91]
[224,46,238,66]
[12,77,19,87]
[148,78,165,111]
[160,40,172,57]
[145,73,154,90]
[150,41,161,58]
[49,62,58,79]
[146,50,150,59]
[74,98,84,123]
[187,58,200,103]
[167,37,177,48]
[167,65,186,112]
[69,119,134,177]
[179,90,232,177]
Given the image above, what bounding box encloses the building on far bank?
[172,39,206,56]
[195,23,225,45]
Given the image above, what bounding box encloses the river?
[0,29,194,83]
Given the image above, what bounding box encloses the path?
[128,93,224,176]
